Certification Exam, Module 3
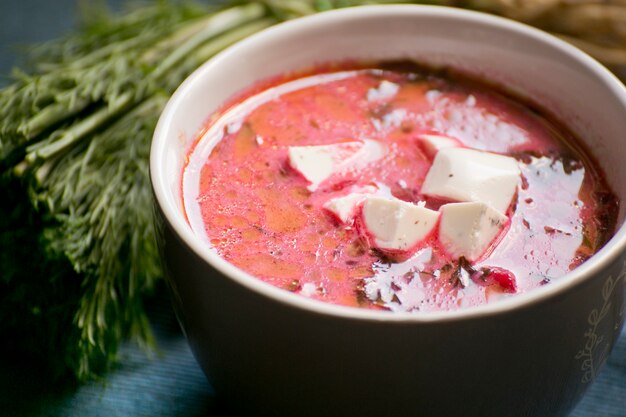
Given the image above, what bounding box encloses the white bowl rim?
[151,4,626,323]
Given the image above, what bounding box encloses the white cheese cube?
[417,133,461,158]
[421,147,520,214]
[323,186,378,224]
[300,282,317,297]
[361,196,439,251]
[324,194,368,224]
[288,141,360,191]
[439,202,508,262]
[367,80,400,101]
[288,140,384,191]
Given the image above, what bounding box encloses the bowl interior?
[151,5,626,320]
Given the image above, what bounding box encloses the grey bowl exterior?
[151,6,626,417]
[156,206,625,417]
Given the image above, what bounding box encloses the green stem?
[151,3,267,80]
[26,92,134,163]
[189,18,278,67]
[19,95,92,140]
[140,16,219,65]
[40,35,154,73]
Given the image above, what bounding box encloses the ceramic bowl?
[150,5,626,417]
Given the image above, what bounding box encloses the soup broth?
[183,62,618,312]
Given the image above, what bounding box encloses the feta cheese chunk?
[300,282,317,297]
[367,80,400,101]
[288,140,384,191]
[417,133,461,158]
[323,186,378,224]
[421,147,520,214]
[439,202,508,261]
[361,196,439,251]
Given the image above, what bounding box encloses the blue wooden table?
[0,1,624,416]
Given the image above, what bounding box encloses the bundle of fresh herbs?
[1,0,625,382]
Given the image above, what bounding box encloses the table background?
[0,1,624,416]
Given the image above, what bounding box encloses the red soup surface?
[183,62,618,312]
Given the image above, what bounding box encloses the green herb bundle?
[0,0,399,382]
[1,0,624,382]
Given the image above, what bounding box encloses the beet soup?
[182,62,618,312]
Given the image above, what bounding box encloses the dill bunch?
[1,0,624,382]
[0,0,401,382]
[0,0,278,381]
